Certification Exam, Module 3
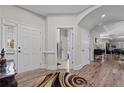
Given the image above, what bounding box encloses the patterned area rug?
[33,72,89,87]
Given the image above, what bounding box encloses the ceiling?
[18,5,90,16]
[79,5,124,31]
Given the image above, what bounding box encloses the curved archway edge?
[77,5,103,25]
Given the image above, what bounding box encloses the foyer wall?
[0,5,102,71]
[0,6,46,68]
[74,25,90,70]
[46,15,77,70]
[75,26,86,69]
[74,5,103,69]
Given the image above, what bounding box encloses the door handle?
[18,50,21,53]
[18,47,21,49]
[18,46,21,53]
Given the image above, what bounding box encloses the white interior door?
[81,30,90,66]
[61,31,68,60]
[67,29,73,68]
[18,25,41,73]
[57,28,73,69]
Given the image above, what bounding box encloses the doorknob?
[18,47,21,49]
[18,50,21,53]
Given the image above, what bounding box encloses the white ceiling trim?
[17,5,90,16]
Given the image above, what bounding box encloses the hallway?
[16,55,124,87]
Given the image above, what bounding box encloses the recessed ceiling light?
[101,14,106,18]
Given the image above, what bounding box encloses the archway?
[76,5,124,67]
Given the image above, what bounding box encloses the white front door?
[18,25,41,73]
[81,29,90,66]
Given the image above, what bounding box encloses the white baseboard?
[73,64,83,70]
[41,64,47,69]
[47,65,57,70]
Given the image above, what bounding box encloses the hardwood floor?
[16,55,124,87]
[16,69,78,87]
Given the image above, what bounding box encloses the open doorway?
[57,28,73,70]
